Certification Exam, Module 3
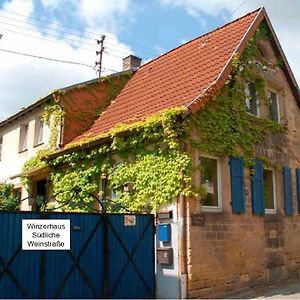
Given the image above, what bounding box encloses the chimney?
[123,55,142,71]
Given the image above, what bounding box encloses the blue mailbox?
[158,224,171,242]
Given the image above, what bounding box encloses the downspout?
[178,143,188,299]
[58,94,65,147]
[59,114,65,147]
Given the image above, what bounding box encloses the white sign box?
[22,219,70,250]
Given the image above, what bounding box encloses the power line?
[0,14,94,44]
[0,8,160,55]
[0,27,95,52]
[0,19,96,48]
[0,18,151,58]
[0,26,136,61]
[0,48,96,70]
[0,18,133,55]
[228,0,248,18]
[103,50,123,59]
[0,47,120,74]
[0,25,140,63]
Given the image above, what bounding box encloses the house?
[0,69,132,211]
[24,7,300,299]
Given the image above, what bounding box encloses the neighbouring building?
[0,70,133,210]
[20,8,300,299]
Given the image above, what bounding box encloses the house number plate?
[124,215,136,226]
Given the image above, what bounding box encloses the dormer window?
[245,82,259,116]
[268,90,280,122]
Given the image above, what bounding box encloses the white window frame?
[245,81,260,117]
[200,154,222,212]
[264,168,277,214]
[268,89,280,123]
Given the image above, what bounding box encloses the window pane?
[245,82,258,115]
[200,157,219,207]
[268,91,279,122]
[0,137,2,161]
[23,125,28,150]
[38,119,44,143]
[264,169,275,209]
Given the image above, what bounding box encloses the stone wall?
[185,38,300,298]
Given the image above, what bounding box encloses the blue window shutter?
[230,157,246,214]
[251,161,265,215]
[283,166,293,216]
[296,169,300,215]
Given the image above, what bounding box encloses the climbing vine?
[22,24,286,213]
[43,94,65,149]
[0,183,20,211]
[190,24,284,166]
[46,107,191,212]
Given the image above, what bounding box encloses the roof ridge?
[140,7,263,70]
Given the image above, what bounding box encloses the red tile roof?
[69,7,298,147]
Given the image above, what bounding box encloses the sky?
[0,0,299,121]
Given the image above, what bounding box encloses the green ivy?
[23,24,286,213]
[43,96,65,149]
[21,149,49,188]
[0,183,20,211]
[190,25,284,166]
[47,107,190,212]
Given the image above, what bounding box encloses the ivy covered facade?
[8,8,300,299]
[27,22,286,214]
[0,73,132,211]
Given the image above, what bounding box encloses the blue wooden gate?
[0,211,155,299]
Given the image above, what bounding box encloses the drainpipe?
[178,143,188,299]
[58,115,65,147]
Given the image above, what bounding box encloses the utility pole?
[95,35,105,78]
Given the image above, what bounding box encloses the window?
[264,169,276,213]
[245,82,259,116]
[99,176,120,212]
[34,117,44,145]
[200,156,221,210]
[19,124,29,152]
[268,90,280,122]
[0,137,2,161]
[99,176,112,201]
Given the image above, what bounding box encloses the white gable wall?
[0,106,52,209]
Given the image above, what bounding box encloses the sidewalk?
[229,280,300,299]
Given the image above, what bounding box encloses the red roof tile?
[69,7,298,146]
